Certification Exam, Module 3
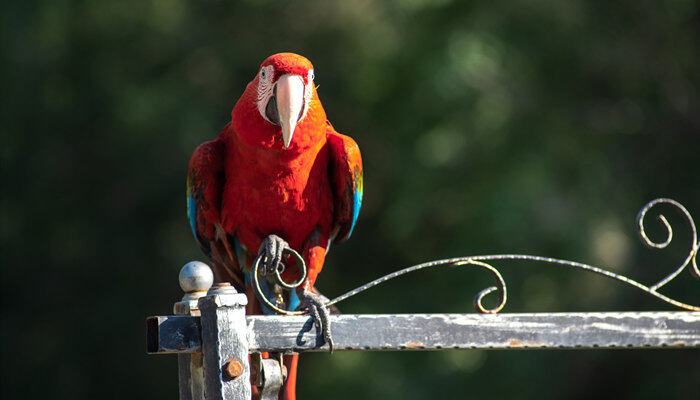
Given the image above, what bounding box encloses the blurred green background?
[2,0,699,399]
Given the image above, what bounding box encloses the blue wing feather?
[327,125,363,242]
[186,185,198,238]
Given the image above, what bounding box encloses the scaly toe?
[300,289,334,353]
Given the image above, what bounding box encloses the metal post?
[199,282,251,400]
[174,262,213,400]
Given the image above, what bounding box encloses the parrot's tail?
[281,354,298,400]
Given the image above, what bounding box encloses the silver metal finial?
[179,261,214,296]
[174,261,214,315]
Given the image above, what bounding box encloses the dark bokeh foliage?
[1,1,699,399]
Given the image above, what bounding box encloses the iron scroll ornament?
[253,198,700,314]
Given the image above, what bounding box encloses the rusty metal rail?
[148,311,700,354]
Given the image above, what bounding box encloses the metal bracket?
[250,353,286,400]
[259,358,285,400]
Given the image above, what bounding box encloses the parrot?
[186,53,363,400]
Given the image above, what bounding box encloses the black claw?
[300,289,334,353]
[257,235,289,276]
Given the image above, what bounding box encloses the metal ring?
[252,247,307,316]
[273,248,307,290]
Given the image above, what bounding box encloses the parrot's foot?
[257,234,290,276]
[300,289,334,353]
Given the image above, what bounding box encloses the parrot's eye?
[257,66,278,124]
[260,66,273,82]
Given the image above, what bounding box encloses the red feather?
[187,53,362,400]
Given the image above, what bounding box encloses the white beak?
[275,73,305,148]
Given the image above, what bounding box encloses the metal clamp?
[251,353,286,400]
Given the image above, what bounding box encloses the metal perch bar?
[148,312,700,354]
[146,197,700,400]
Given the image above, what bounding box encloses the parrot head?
[231,53,326,152]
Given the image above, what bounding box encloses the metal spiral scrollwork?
[454,259,507,314]
[324,257,511,313]
[253,198,700,315]
[637,198,700,287]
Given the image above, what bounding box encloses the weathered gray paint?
[173,261,214,400]
[177,353,205,400]
[199,292,251,400]
[177,354,192,400]
[248,312,700,351]
[147,312,699,354]
[259,358,285,400]
[173,309,205,400]
[147,316,202,354]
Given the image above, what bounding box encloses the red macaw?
[186,53,363,400]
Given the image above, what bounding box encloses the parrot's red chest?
[220,132,334,253]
